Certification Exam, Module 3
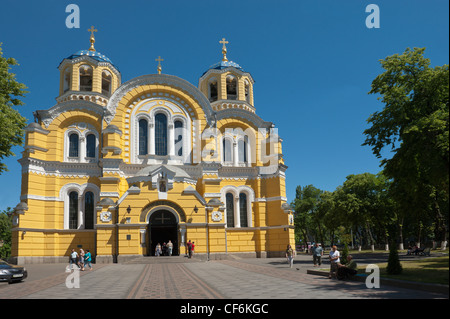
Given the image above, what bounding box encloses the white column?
[233,141,238,166]
[234,196,240,228]
[149,123,155,155]
[168,123,175,156]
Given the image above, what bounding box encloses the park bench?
[418,247,431,256]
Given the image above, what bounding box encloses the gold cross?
[88,26,98,51]
[88,26,98,36]
[219,38,229,62]
[156,56,164,74]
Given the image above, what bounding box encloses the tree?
[363,47,449,246]
[0,43,28,174]
[293,185,323,248]
[0,207,13,259]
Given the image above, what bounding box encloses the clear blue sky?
[0,0,448,211]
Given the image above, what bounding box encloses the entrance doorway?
[148,210,178,256]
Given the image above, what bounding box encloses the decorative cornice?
[215,108,273,129]
[35,100,104,128]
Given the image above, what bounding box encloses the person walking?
[187,240,192,258]
[329,245,341,279]
[155,243,162,256]
[69,249,78,269]
[84,249,93,270]
[312,243,323,267]
[191,241,195,257]
[78,249,85,271]
[285,244,295,268]
[167,240,173,256]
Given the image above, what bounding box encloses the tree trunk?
[398,220,404,250]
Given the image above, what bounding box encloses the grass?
[376,256,449,285]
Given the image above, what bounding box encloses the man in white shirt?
[329,245,340,279]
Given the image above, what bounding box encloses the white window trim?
[221,185,254,228]
[61,183,100,230]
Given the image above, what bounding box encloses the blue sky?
[0,0,448,211]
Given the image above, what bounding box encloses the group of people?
[285,243,358,280]
[69,248,92,271]
[155,240,174,256]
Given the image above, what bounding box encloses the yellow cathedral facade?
[11,29,294,264]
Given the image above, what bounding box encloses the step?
[124,255,203,264]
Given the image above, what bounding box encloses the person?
[329,245,341,279]
[162,242,167,256]
[167,240,173,256]
[191,241,195,257]
[155,243,162,256]
[69,249,79,269]
[285,244,295,268]
[78,249,85,271]
[312,243,323,267]
[187,240,192,258]
[337,255,357,280]
[84,249,93,270]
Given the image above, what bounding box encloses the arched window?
[226,193,235,227]
[244,79,250,103]
[226,75,237,100]
[84,191,94,229]
[86,134,96,158]
[69,133,79,158]
[69,191,78,229]
[64,68,71,93]
[238,137,248,164]
[138,119,148,155]
[155,113,168,156]
[174,120,183,157]
[223,138,233,163]
[239,193,248,227]
[102,70,112,96]
[209,79,218,102]
[79,65,93,91]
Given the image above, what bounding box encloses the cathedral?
[10,28,294,264]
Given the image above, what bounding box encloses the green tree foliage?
[0,207,13,259]
[363,47,449,243]
[387,238,403,275]
[0,43,28,174]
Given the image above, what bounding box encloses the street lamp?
[126,205,132,214]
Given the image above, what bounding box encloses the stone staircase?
[124,255,203,264]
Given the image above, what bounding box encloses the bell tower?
[199,38,255,113]
[57,26,121,106]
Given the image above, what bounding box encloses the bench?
[419,247,431,256]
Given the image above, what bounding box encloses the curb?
[306,269,449,296]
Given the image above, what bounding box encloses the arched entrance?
[148,209,179,256]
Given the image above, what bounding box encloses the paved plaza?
[0,254,447,301]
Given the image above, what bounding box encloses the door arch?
[147,209,179,256]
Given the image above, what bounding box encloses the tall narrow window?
[238,138,247,163]
[244,79,250,103]
[86,134,96,158]
[174,120,183,157]
[226,193,235,227]
[64,68,71,93]
[79,65,93,91]
[69,133,79,158]
[209,80,218,102]
[155,113,167,156]
[239,193,248,227]
[69,191,78,229]
[102,70,112,96]
[138,119,148,155]
[84,191,94,229]
[226,75,237,100]
[223,138,232,163]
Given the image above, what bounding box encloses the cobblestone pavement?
[0,256,447,300]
